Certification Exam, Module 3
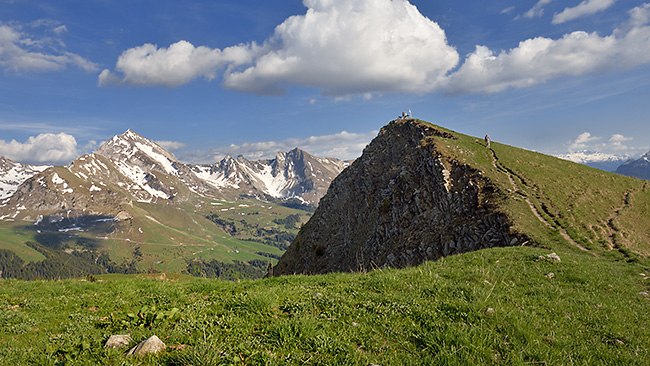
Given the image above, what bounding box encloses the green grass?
[0,221,45,262]
[422,120,650,258]
[1,246,649,365]
[1,158,306,274]
[0,193,302,275]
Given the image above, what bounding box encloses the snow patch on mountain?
[0,157,50,200]
[133,140,177,176]
[556,151,633,172]
[192,165,241,189]
[190,148,347,203]
[556,151,631,164]
[254,163,297,198]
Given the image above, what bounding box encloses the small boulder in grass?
[104,334,132,349]
[126,335,166,356]
[538,253,561,263]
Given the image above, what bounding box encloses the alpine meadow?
[3,0,650,365]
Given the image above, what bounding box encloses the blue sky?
[1,0,650,165]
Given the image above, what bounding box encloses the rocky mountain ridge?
[0,157,49,200]
[192,148,348,205]
[615,151,650,180]
[274,119,527,275]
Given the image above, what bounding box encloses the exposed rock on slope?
[0,157,49,200]
[274,119,527,275]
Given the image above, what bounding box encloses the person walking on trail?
[484,134,491,149]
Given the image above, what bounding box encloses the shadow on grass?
[15,214,120,250]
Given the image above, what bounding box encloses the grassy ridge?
[427,120,650,258]
[1,246,649,365]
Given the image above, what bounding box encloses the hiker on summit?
[484,134,491,149]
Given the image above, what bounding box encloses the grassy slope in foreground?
[423,119,650,259]
[1,246,649,365]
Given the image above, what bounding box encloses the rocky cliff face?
[274,119,527,275]
[0,157,49,200]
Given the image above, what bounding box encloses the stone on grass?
[538,253,561,263]
[126,335,166,356]
[104,334,132,349]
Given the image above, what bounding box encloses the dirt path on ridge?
[488,148,590,253]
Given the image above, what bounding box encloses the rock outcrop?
[274,119,527,275]
[126,335,166,356]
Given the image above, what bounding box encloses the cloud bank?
[100,1,650,97]
[446,3,650,94]
[156,140,187,152]
[180,130,378,164]
[100,0,458,95]
[0,21,98,73]
[98,40,258,87]
[0,133,81,165]
[565,131,639,153]
[558,130,644,164]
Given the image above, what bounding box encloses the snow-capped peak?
[193,148,347,204]
[96,129,179,175]
[91,130,181,201]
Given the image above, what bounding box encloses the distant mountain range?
[556,150,650,180]
[0,130,349,277]
[0,129,348,222]
[615,151,650,180]
[0,157,49,200]
[555,151,633,172]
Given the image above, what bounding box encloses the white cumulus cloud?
[100,0,459,96]
[567,132,601,151]
[100,1,650,97]
[564,131,638,153]
[222,0,459,96]
[98,40,258,87]
[522,0,553,19]
[156,140,187,152]
[0,21,98,73]
[0,133,81,165]
[606,133,633,150]
[553,0,616,24]
[626,3,650,29]
[446,3,650,94]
